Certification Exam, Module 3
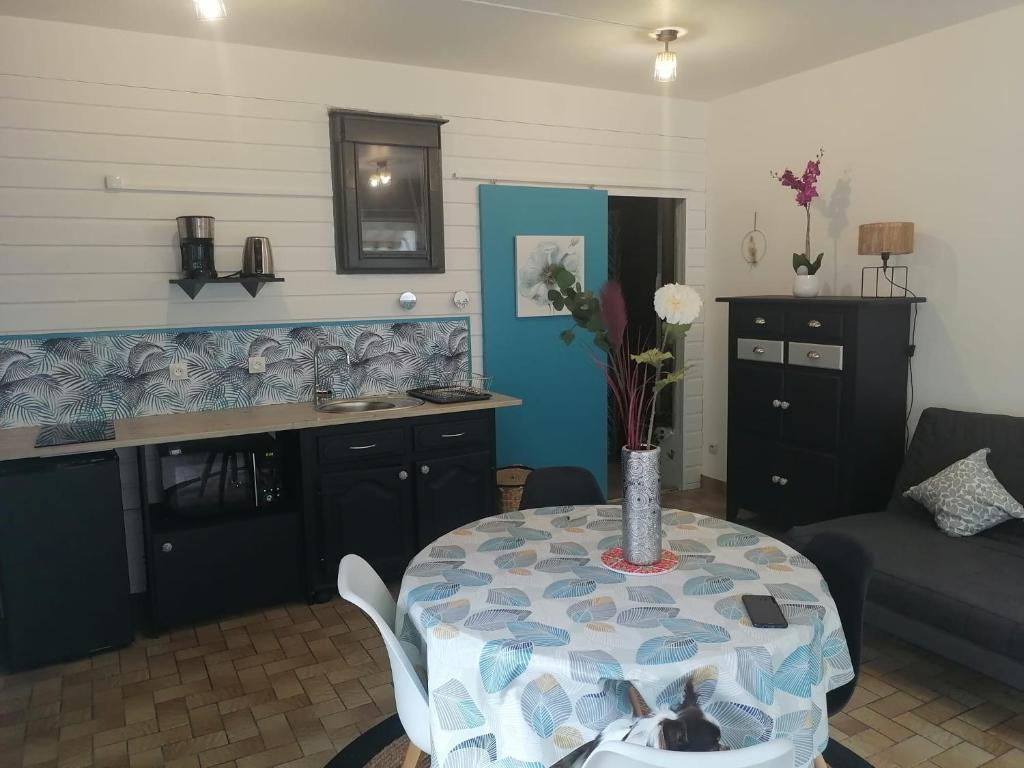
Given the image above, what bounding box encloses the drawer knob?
[420,464,431,475]
[753,346,766,355]
[807,319,822,328]
[780,400,790,410]
[772,398,782,408]
[754,317,767,326]
[161,542,173,553]
[806,350,821,360]
[778,477,789,486]
[398,470,409,480]
[771,475,781,485]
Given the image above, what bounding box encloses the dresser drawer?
[733,305,784,338]
[414,418,489,452]
[736,338,784,364]
[787,310,844,343]
[318,427,406,463]
[788,341,843,371]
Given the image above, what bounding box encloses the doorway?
[607,196,686,498]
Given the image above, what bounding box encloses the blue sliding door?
[479,185,609,492]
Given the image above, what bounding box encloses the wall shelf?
[169,275,285,300]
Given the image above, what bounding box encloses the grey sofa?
[788,407,1024,688]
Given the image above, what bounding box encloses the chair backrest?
[519,466,606,509]
[584,738,793,768]
[801,532,875,715]
[337,555,431,753]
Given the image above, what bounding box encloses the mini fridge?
[0,451,133,670]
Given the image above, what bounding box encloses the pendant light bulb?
[377,161,392,186]
[652,28,682,83]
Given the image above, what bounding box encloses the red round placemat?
[600,547,679,575]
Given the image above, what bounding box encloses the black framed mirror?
[329,110,447,273]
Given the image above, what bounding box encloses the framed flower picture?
[515,235,585,318]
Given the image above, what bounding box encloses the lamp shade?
[858,222,914,256]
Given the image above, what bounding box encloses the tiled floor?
[2,483,1024,768]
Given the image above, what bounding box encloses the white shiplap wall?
[0,16,708,589]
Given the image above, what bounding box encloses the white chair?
[338,555,430,767]
[583,738,794,768]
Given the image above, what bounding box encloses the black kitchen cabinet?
[320,465,416,580]
[717,296,925,529]
[301,409,496,598]
[416,451,494,548]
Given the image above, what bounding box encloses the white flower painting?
[515,235,585,318]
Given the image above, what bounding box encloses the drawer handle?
[753,346,766,355]
[807,319,822,328]
[754,317,767,326]
[348,443,377,450]
[441,432,466,439]
[806,350,821,360]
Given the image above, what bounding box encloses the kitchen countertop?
[0,393,522,462]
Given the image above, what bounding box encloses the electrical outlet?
[248,356,267,374]
[169,362,189,380]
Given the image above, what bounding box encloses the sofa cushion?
[891,408,1024,521]
[904,448,1024,536]
[788,511,1024,662]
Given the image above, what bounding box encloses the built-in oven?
[152,433,285,524]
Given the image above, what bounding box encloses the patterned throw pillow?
[904,448,1024,537]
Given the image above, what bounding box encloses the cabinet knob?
[807,319,822,328]
[771,475,781,485]
[420,464,430,475]
[398,470,409,480]
[780,400,790,410]
[161,542,173,553]
[806,350,821,360]
[753,346,766,355]
[754,316,767,326]
[772,399,782,408]
[778,477,789,486]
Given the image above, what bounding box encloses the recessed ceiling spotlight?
[194,0,227,20]
[651,27,686,83]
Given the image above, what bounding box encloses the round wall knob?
[398,470,409,480]
[161,542,173,553]
[420,464,430,475]
[399,291,417,310]
[452,290,470,310]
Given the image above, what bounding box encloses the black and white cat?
[550,680,724,768]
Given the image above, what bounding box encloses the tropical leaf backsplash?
[0,319,470,428]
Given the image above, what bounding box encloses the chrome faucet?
[312,344,351,406]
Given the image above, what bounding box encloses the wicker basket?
[496,465,533,513]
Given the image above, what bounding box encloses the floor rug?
[324,714,873,767]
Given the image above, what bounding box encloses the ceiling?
[0,0,1020,100]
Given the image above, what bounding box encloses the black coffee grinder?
[177,216,217,278]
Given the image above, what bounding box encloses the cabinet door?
[727,435,785,522]
[777,447,840,525]
[783,369,842,451]
[730,363,785,440]
[416,452,493,548]
[320,465,414,582]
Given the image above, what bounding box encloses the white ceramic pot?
[793,274,820,298]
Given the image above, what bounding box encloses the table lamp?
[858,222,914,297]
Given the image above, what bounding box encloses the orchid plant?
[772,149,825,275]
[546,266,702,451]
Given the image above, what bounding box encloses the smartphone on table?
[741,594,789,628]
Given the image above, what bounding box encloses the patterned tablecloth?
[396,506,854,768]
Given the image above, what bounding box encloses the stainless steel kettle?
[241,236,274,276]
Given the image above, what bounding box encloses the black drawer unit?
[301,409,496,599]
[0,452,132,670]
[717,296,924,529]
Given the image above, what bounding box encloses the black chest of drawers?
[717,296,925,528]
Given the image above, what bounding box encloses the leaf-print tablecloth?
[395,506,854,768]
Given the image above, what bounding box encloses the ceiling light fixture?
[652,28,684,83]
[194,0,227,20]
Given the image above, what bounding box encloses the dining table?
[395,505,854,768]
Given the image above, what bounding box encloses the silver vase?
[621,446,662,565]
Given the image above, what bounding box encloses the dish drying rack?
[408,374,494,405]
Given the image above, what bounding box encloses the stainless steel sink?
[315,395,423,414]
